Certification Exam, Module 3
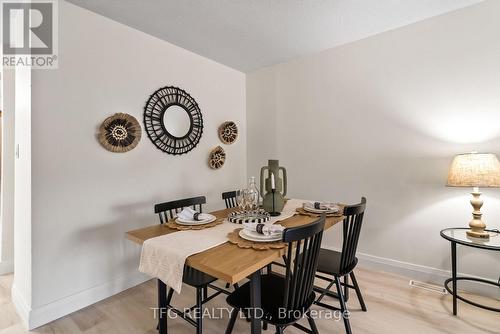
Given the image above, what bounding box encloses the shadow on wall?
[276,81,500,287]
[65,197,163,279]
[65,191,228,285]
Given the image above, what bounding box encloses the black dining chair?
[222,190,238,209]
[313,197,367,334]
[225,216,326,334]
[154,196,226,334]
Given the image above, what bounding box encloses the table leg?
[451,242,457,316]
[158,279,168,334]
[344,275,349,302]
[249,270,262,334]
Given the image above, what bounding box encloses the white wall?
[0,68,15,276]
[27,1,246,328]
[247,0,500,295]
[246,67,278,179]
[0,22,16,275]
[12,66,32,327]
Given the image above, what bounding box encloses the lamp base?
[269,212,281,217]
[466,229,490,239]
[467,188,489,239]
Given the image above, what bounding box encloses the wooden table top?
[126,207,344,284]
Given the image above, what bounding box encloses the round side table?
[440,228,500,315]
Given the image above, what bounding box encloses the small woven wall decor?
[98,113,141,153]
[218,121,238,144]
[209,146,226,169]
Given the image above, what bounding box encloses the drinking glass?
[247,177,260,212]
[243,189,253,212]
[236,189,246,211]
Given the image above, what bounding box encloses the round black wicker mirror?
[144,86,203,155]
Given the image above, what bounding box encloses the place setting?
[166,207,223,230]
[227,221,287,250]
[296,201,343,217]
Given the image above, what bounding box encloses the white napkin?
[177,207,212,221]
[243,222,284,235]
[303,201,340,212]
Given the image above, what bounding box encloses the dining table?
[126,205,344,334]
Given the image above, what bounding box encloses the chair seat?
[183,266,217,287]
[317,248,358,276]
[226,273,315,325]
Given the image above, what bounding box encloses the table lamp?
[447,152,500,239]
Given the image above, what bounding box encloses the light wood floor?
[0,267,498,333]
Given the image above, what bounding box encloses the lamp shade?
[447,153,500,187]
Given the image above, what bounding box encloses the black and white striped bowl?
[228,210,271,224]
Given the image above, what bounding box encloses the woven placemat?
[295,206,344,217]
[166,219,223,231]
[228,228,287,250]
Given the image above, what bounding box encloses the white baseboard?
[320,245,499,297]
[11,283,30,329]
[355,251,499,297]
[356,252,450,283]
[27,271,150,330]
[0,259,14,275]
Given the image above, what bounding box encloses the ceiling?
[67,0,483,72]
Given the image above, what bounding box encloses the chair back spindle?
[339,197,367,273]
[154,196,206,224]
[282,216,325,312]
[222,191,237,209]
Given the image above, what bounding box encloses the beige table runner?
[139,222,237,293]
[139,199,305,293]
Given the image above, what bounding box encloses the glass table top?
[441,228,500,250]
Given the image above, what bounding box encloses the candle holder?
[260,159,286,213]
[269,189,281,217]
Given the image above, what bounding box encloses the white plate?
[239,229,282,242]
[241,229,280,240]
[303,206,338,214]
[176,214,216,226]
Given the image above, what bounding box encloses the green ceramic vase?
[260,159,287,213]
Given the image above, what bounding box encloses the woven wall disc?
[218,121,238,144]
[98,113,141,153]
[209,146,226,169]
[144,86,203,155]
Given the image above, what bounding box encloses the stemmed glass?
[246,188,259,212]
[236,189,247,211]
[236,187,259,213]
